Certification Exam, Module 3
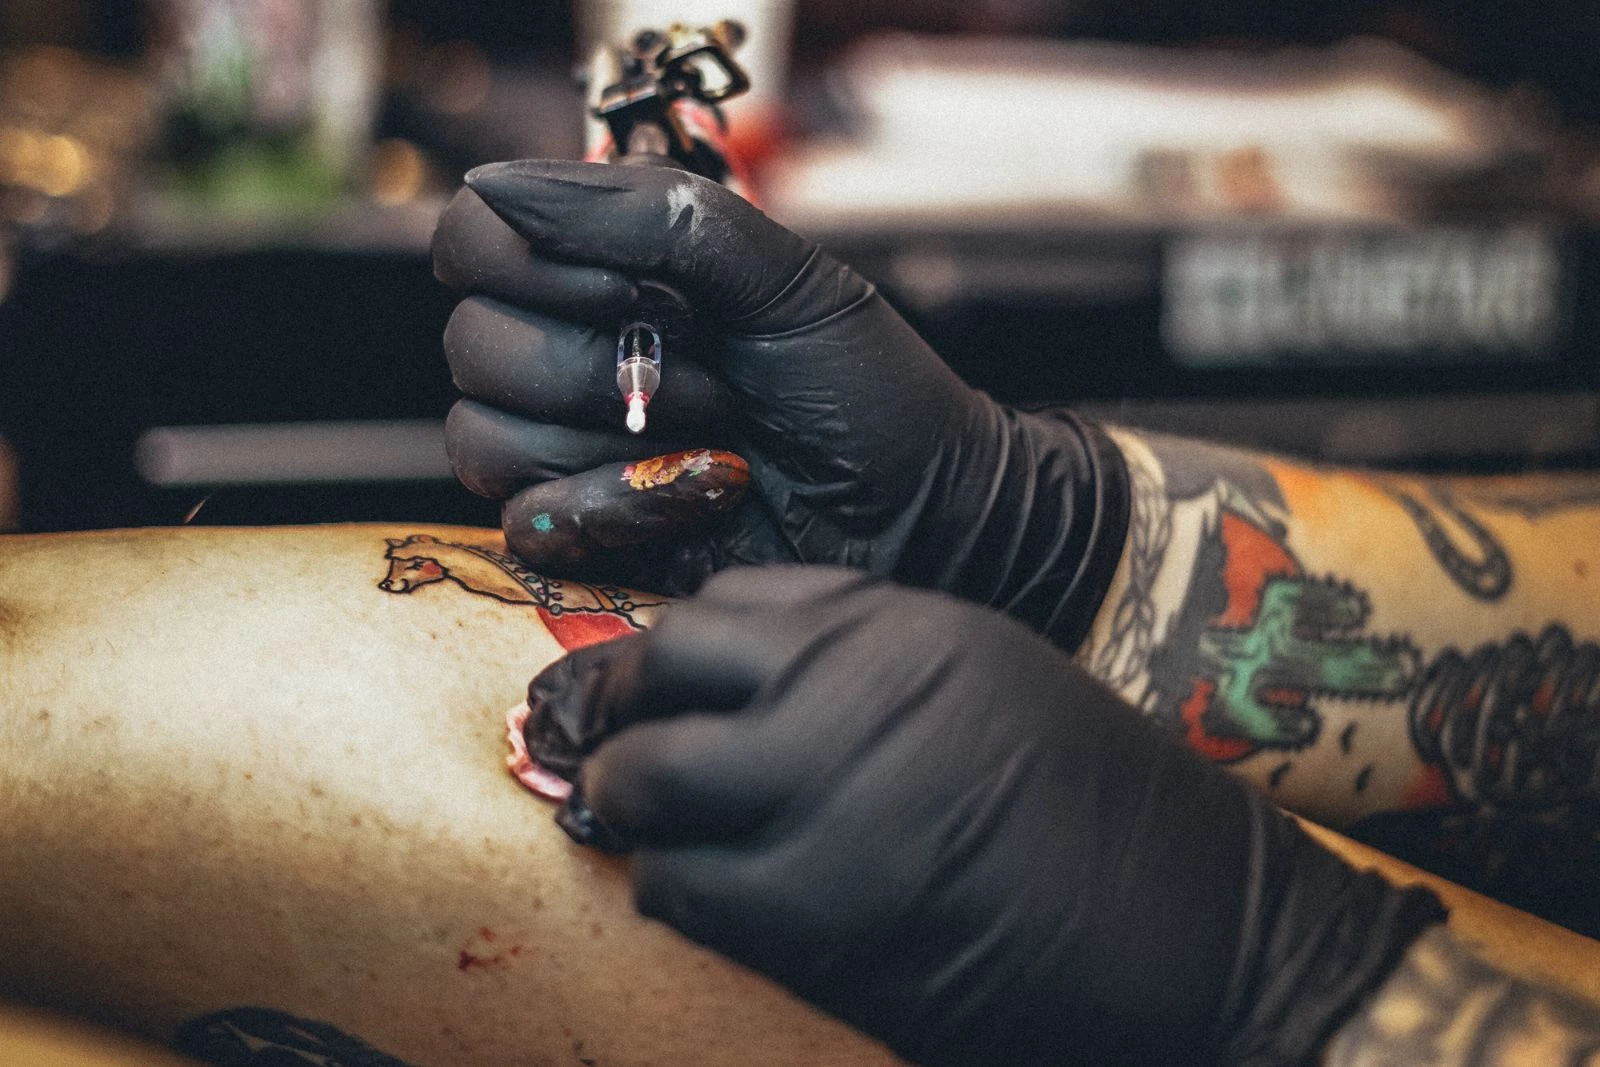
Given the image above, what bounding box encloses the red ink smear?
[536,606,637,652]
[1400,765,1454,811]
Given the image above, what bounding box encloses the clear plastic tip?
[617,322,663,435]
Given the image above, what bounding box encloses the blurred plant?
[146,0,382,214]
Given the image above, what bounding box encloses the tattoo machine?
[585,20,753,434]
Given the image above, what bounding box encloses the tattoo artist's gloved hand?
[525,567,1445,1067]
[432,161,1126,648]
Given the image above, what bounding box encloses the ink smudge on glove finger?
[504,449,749,567]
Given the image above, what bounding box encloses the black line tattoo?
[1411,623,1600,814]
[1445,477,1600,519]
[1383,485,1512,602]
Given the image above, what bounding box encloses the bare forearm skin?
[0,526,898,1067]
[1078,428,1600,836]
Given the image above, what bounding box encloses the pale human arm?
[0,525,897,1067]
[3,525,1598,1065]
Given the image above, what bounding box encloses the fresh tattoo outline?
[379,534,666,650]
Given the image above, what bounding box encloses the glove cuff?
[931,407,1129,653]
[1216,805,1448,1066]
[1035,413,1130,652]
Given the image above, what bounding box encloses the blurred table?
[2,207,1597,533]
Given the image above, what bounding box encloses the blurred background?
[1,0,1598,535]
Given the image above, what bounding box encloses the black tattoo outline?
[1410,622,1600,814]
[1446,478,1600,519]
[378,534,666,649]
[1382,485,1512,602]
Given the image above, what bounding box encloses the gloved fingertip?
[556,789,632,853]
[464,160,632,231]
[524,633,651,769]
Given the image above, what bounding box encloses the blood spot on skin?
[1576,560,1588,579]
[456,927,523,973]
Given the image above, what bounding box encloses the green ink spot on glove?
[531,513,555,533]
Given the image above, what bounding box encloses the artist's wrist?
[1215,808,1447,1066]
[905,404,1130,652]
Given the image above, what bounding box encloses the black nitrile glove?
[526,567,1445,1067]
[432,160,1126,649]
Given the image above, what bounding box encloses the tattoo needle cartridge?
[616,321,662,434]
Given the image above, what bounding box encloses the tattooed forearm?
[1088,430,1417,766]
[1085,428,1600,859]
[1322,927,1600,1065]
